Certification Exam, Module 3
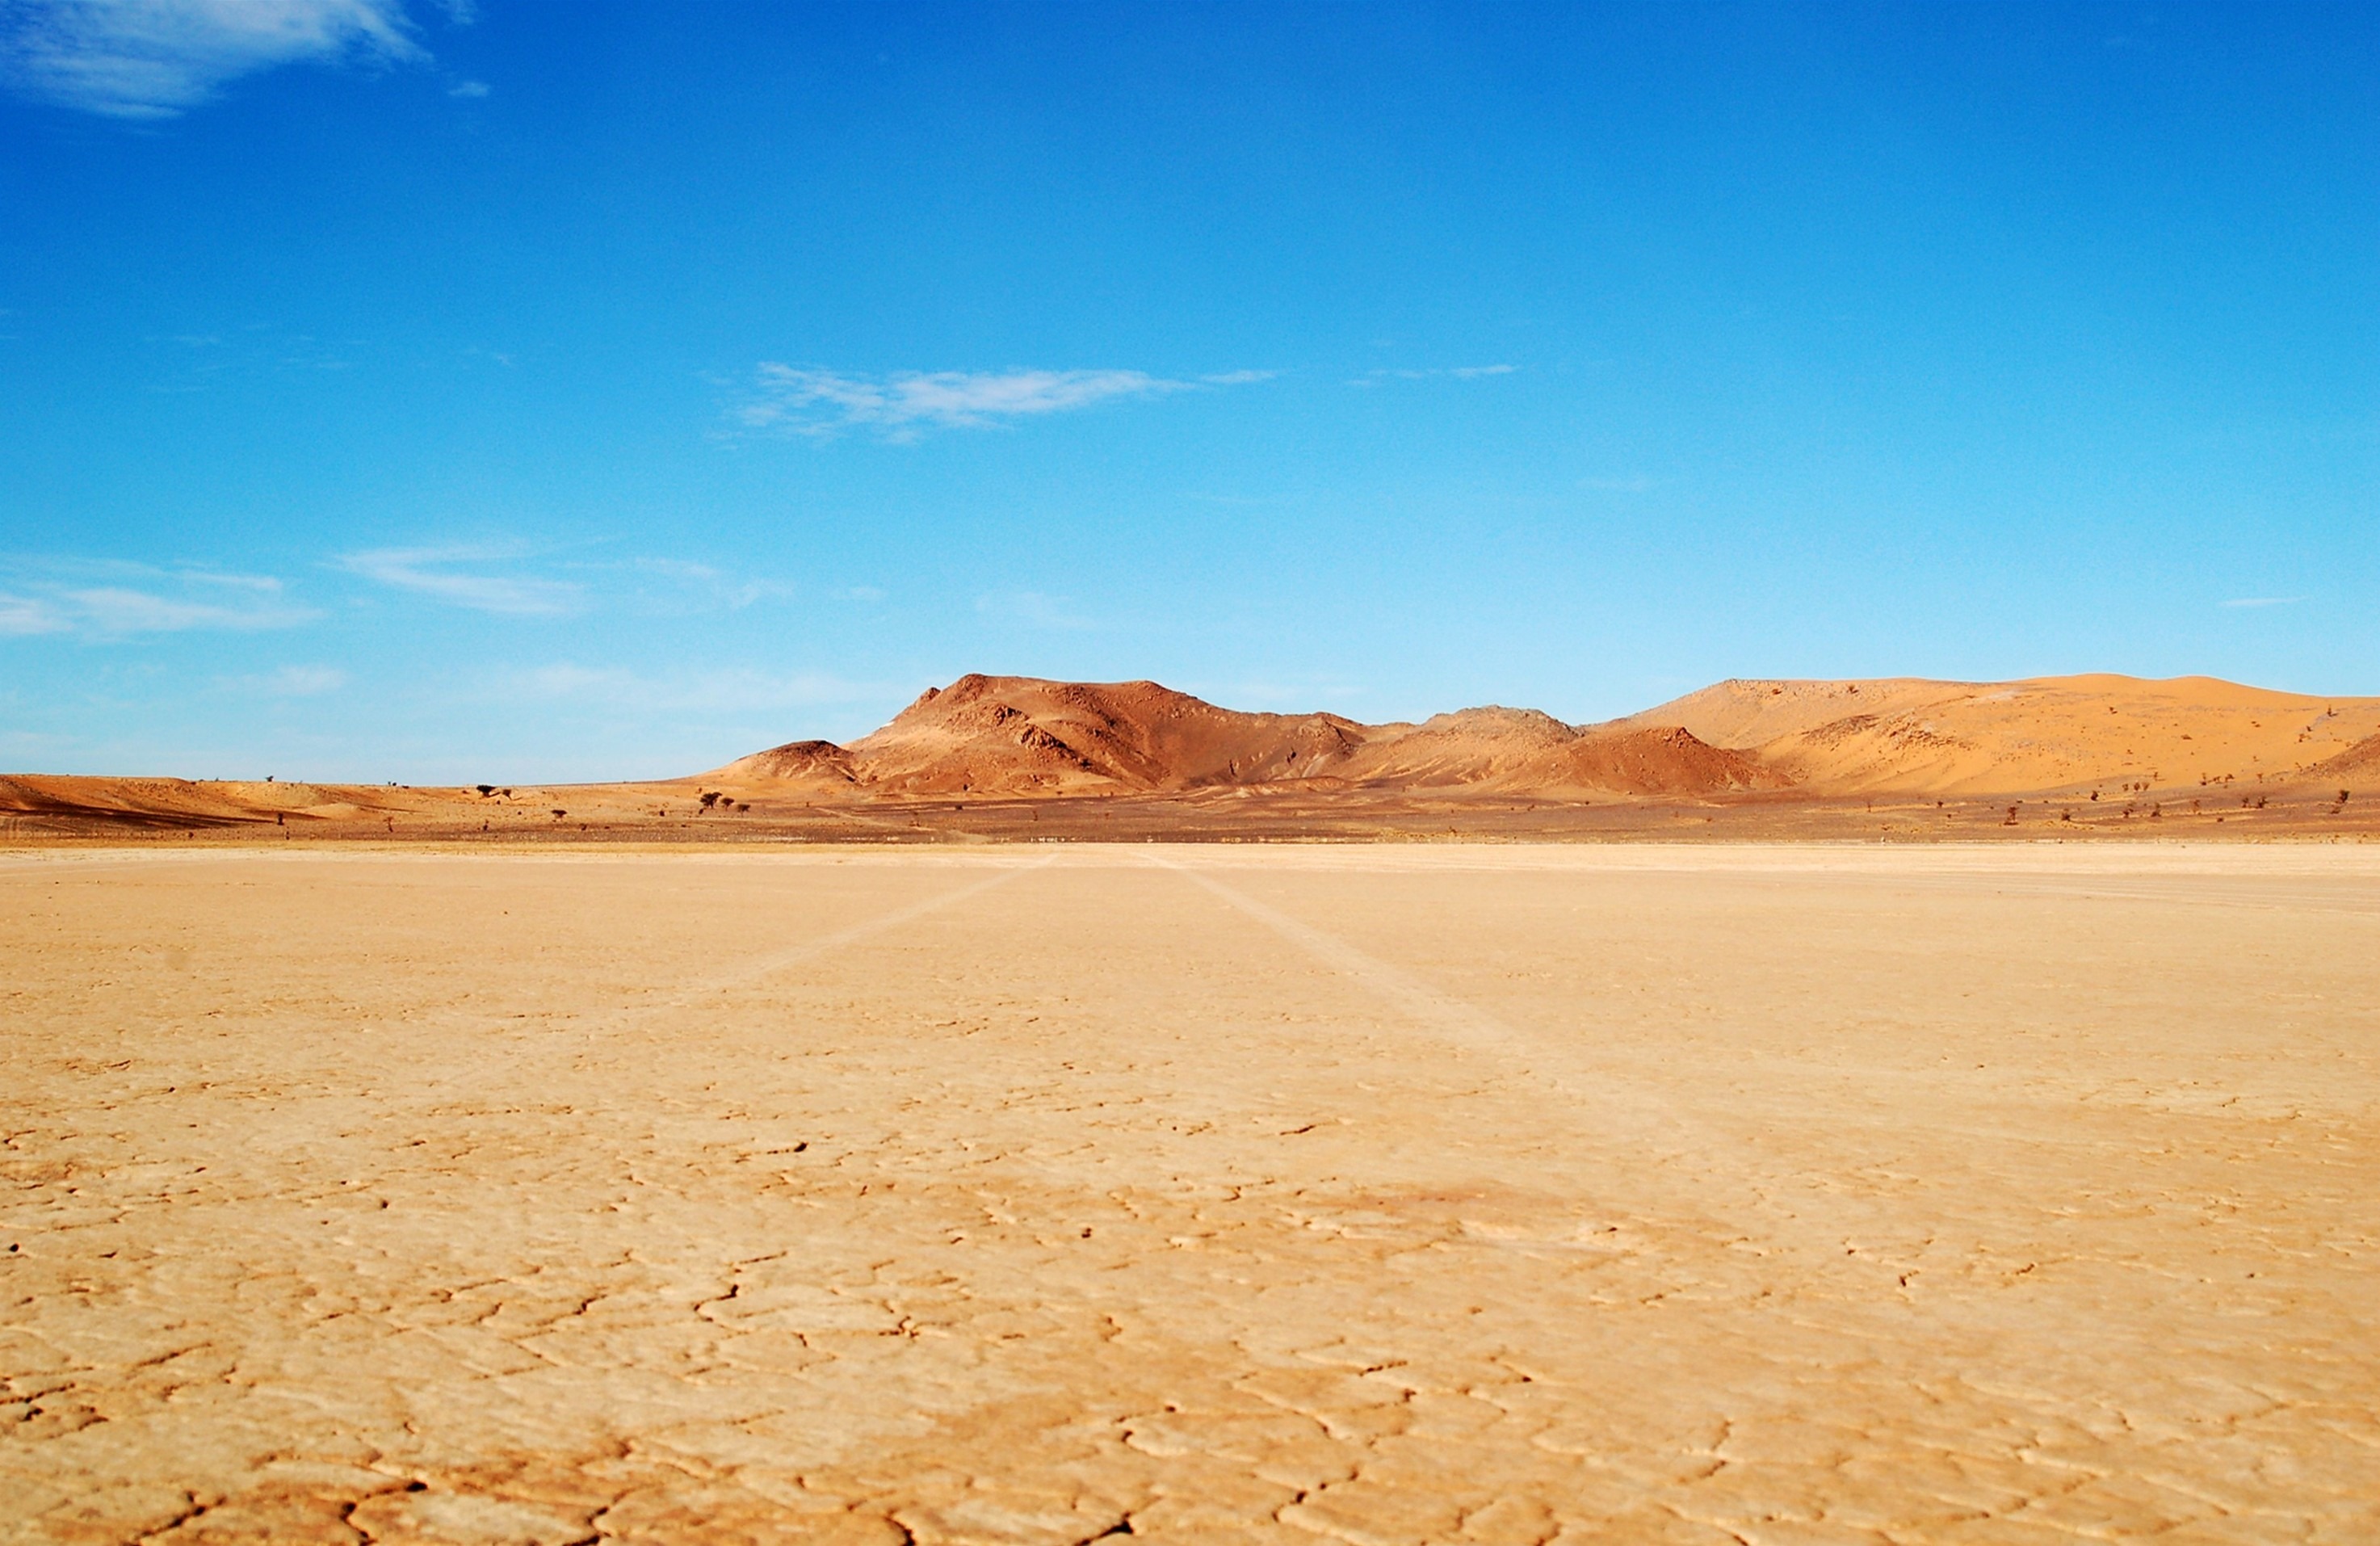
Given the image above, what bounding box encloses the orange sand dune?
[1638,673,2380,796]
[0,775,413,829]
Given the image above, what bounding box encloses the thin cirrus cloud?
[730,365,1270,442]
[1350,364,1517,388]
[0,563,314,636]
[617,557,792,611]
[0,0,430,119]
[338,547,581,616]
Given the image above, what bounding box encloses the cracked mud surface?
[2,844,2375,1544]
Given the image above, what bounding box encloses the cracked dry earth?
[2,846,2377,1545]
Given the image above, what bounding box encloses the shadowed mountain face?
[2313,734,2380,784]
[716,673,1783,798]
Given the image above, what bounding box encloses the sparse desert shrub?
[476,784,494,796]
[552,809,567,820]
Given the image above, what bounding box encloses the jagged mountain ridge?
[715,673,1782,799]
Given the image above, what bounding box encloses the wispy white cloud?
[340,547,812,619]
[607,556,792,611]
[1,0,425,119]
[338,546,581,616]
[733,366,1179,441]
[2220,595,2306,609]
[446,77,484,97]
[729,363,1270,443]
[1350,364,1517,388]
[0,561,313,636]
[0,593,65,636]
[63,585,310,632]
[137,325,362,394]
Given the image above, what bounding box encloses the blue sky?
[2,2,2374,781]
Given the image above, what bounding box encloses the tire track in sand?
[1145,851,1939,1268]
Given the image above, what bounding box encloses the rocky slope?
[715,674,1780,799]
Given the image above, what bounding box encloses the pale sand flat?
[2,845,2374,1543]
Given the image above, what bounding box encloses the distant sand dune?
[1635,673,2380,796]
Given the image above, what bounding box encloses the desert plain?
[4,839,2377,1544]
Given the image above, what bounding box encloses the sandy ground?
[6,781,2376,846]
[3,845,2376,1544]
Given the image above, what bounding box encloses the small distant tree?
[699,791,721,812]
[476,784,494,796]
[552,809,567,820]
